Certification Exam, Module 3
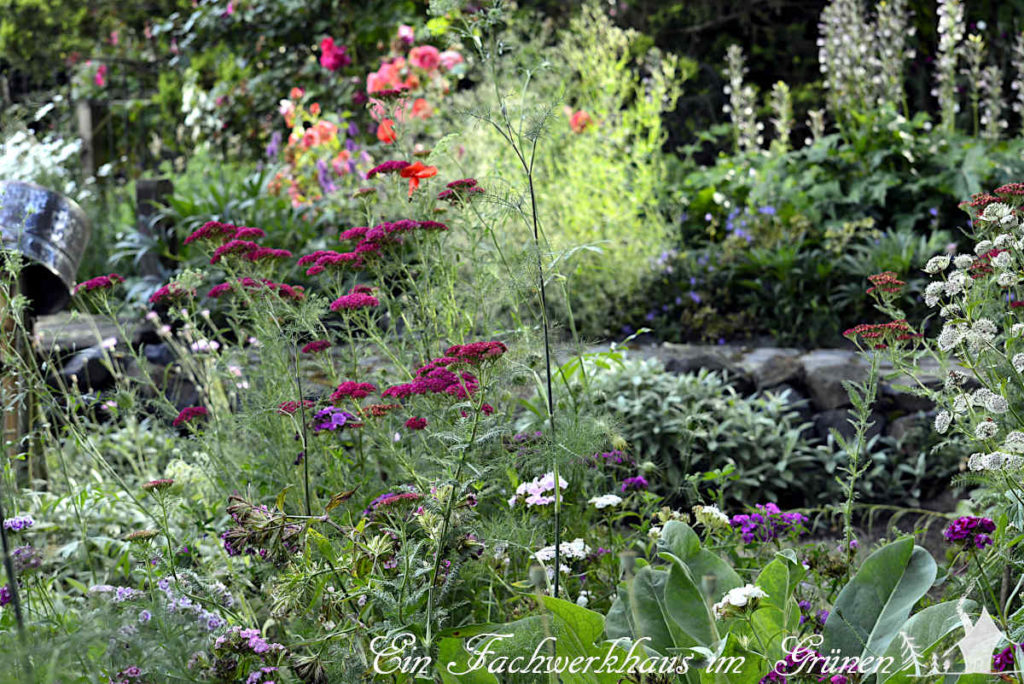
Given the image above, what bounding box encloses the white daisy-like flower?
[975,420,999,441]
[1014,353,1024,373]
[934,410,952,434]
[712,584,769,619]
[975,240,994,256]
[925,255,951,273]
[925,281,946,307]
[954,254,975,270]
[648,526,662,540]
[588,494,623,510]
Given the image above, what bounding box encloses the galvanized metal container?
[0,180,91,315]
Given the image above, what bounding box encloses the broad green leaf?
[878,601,976,684]
[664,558,715,648]
[822,538,937,661]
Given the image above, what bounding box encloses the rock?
[59,345,115,391]
[886,412,933,446]
[143,342,174,366]
[658,343,754,394]
[813,408,885,443]
[33,312,125,356]
[738,347,803,389]
[880,383,934,413]
[800,349,867,410]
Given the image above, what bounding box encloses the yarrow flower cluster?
[943,516,995,549]
[693,505,731,531]
[73,273,124,295]
[730,503,809,543]
[588,494,623,510]
[437,177,485,203]
[173,406,209,427]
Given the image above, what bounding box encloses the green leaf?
[664,558,715,648]
[878,600,976,684]
[822,538,937,661]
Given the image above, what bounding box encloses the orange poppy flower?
[399,161,438,197]
[377,118,397,144]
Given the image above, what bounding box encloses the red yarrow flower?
[278,400,315,415]
[445,341,508,363]
[184,221,237,245]
[149,282,194,305]
[74,273,124,295]
[242,247,292,263]
[233,227,266,240]
[141,478,175,492]
[866,271,905,295]
[301,340,332,354]
[331,381,377,401]
[172,406,208,427]
[211,240,261,264]
[405,417,428,430]
[330,290,379,311]
[366,161,410,178]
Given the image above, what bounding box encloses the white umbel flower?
[1013,353,1024,373]
[954,254,975,270]
[997,272,1019,287]
[938,323,964,351]
[994,233,1015,249]
[975,240,994,256]
[993,251,1013,269]
[1004,431,1024,453]
[975,420,999,441]
[945,272,969,296]
[712,584,769,619]
[535,538,591,563]
[934,410,952,434]
[925,255,951,273]
[925,281,946,307]
[588,494,623,510]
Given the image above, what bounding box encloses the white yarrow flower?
[997,272,1019,287]
[993,251,1013,269]
[1004,431,1024,453]
[925,281,946,307]
[938,324,963,351]
[693,505,731,530]
[975,240,994,256]
[934,410,952,434]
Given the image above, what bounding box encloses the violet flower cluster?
[943,516,996,549]
[730,503,809,543]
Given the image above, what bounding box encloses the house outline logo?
[955,607,1006,675]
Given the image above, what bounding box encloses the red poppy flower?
[377,118,397,144]
[399,161,438,197]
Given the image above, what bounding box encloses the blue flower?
[758,205,777,216]
[689,291,701,304]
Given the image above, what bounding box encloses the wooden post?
[135,178,174,277]
[76,99,110,177]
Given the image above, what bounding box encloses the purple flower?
[265,131,281,158]
[621,476,649,492]
[0,584,10,607]
[943,516,996,549]
[730,503,809,544]
[4,515,33,532]
[316,159,337,194]
[689,291,701,304]
[758,205,777,216]
[311,407,356,433]
[138,610,152,623]
[994,644,1022,672]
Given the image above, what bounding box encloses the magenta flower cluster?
[730,503,809,544]
[943,516,996,549]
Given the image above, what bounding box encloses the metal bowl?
[0,181,91,315]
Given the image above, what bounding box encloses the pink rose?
[409,45,441,72]
[320,37,351,72]
[398,24,415,45]
[439,50,463,71]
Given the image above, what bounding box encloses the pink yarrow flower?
[74,273,124,294]
[172,406,208,427]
